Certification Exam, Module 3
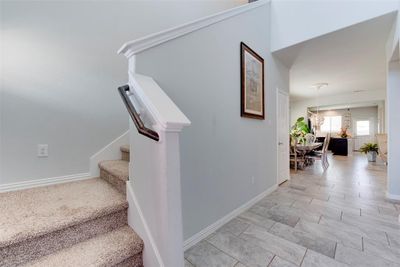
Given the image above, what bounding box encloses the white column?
[387,60,400,200]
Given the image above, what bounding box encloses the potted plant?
[359,143,379,162]
[290,117,310,144]
[338,127,351,138]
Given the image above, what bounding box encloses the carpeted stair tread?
[0,178,127,248]
[120,145,130,153]
[23,226,143,267]
[120,145,130,162]
[99,160,129,182]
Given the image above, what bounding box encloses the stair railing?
[118,85,159,141]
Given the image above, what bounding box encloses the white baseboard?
[0,130,129,193]
[386,191,400,201]
[90,130,129,177]
[0,172,92,193]
[126,182,164,267]
[183,183,278,251]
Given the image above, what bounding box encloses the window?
[356,120,370,136]
[320,116,342,133]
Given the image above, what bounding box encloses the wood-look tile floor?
[184,153,400,267]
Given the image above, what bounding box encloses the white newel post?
[156,126,185,266]
[124,62,190,266]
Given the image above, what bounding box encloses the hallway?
[184,153,400,267]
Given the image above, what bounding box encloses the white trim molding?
[183,183,278,251]
[386,191,400,201]
[118,0,268,57]
[0,173,92,193]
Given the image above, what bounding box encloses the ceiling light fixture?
[311,82,329,89]
[310,83,328,131]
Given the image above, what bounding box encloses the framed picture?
[240,42,265,120]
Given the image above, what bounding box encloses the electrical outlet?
[37,144,48,158]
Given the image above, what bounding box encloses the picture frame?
[240,42,265,120]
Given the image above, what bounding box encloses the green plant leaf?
[360,143,379,154]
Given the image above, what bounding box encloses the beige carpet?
[0,178,126,247]
[99,160,129,194]
[120,144,130,161]
[23,226,143,267]
[0,145,143,266]
[98,144,131,194]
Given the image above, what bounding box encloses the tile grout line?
[266,254,275,267]
[299,249,308,267]
[185,257,196,267]
[205,240,241,266]
[237,222,252,238]
[361,237,364,252]
[333,242,338,259]
[385,232,391,247]
[208,223,284,267]
[294,217,301,227]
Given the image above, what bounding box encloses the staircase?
[0,145,143,267]
[98,145,130,195]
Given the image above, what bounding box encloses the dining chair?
[307,133,331,170]
[290,139,306,171]
[376,133,388,165]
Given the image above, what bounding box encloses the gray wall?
[315,107,379,137]
[136,4,289,239]
[0,0,246,184]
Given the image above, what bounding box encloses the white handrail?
[118,0,268,57]
[129,73,191,133]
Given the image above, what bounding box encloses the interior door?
[277,90,290,184]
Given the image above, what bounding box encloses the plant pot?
[367,151,377,162]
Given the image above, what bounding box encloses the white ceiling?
[273,12,396,102]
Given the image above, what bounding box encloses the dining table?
[295,142,323,166]
[295,142,323,153]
